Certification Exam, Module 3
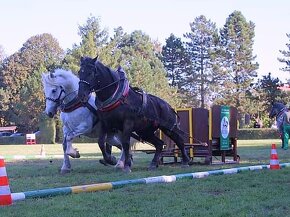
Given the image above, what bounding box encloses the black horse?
[269,102,290,150]
[78,56,190,172]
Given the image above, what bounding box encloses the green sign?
[220,106,230,150]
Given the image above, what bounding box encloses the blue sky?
[1,0,290,81]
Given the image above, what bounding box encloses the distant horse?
[269,102,290,150]
[42,69,130,174]
[78,56,190,172]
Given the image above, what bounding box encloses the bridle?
[78,63,121,94]
[45,86,65,107]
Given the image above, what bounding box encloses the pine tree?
[98,26,126,69]
[64,16,109,72]
[278,33,290,73]
[184,15,219,108]
[250,73,290,127]
[216,11,258,114]
[102,30,182,107]
[255,73,288,105]
[0,45,5,63]
[161,34,191,88]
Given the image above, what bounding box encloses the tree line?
[0,11,289,133]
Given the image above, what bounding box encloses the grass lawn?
[1,139,290,217]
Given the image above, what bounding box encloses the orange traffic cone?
[0,156,12,206]
[270,144,280,170]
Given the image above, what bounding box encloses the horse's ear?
[80,56,85,63]
[50,71,55,78]
[93,56,99,62]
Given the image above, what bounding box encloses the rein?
[79,79,120,93]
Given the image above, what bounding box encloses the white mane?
[42,69,79,91]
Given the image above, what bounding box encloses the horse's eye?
[52,89,57,94]
[78,69,85,76]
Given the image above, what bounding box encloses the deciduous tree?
[0,33,63,131]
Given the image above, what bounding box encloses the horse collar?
[61,96,84,113]
[97,79,130,112]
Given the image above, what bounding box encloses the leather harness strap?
[83,101,99,117]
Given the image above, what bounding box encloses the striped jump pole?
[11,163,290,202]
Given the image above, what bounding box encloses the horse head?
[78,56,116,103]
[269,102,286,119]
[42,69,79,118]
[78,56,97,103]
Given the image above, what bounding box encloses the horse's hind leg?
[161,127,190,166]
[141,134,164,170]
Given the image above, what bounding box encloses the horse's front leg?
[98,132,117,166]
[122,119,134,173]
[65,132,80,158]
[115,145,134,170]
[106,134,126,169]
[60,136,72,174]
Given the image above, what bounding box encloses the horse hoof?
[67,152,80,158]
[115,161,124,169]
[67,149,80,159]
[60,169,71,175]
[99,159,108,166]
[109,156,117,165]
[75,149,80,158]
[148,166,157,171]
[104,156,117,166]
[122,166,131,173]
[181,163,189,168]
[181,164,189,168]
[148,163,158,171]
